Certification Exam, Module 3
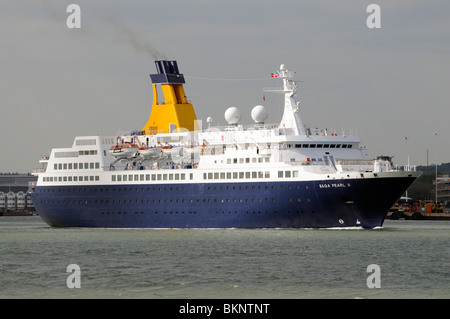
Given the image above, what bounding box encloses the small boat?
[184,144,205,155]
[161,144,179,155]
[138,146,161,159]
[109,142,138,159]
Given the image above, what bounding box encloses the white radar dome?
[224,107,241,125]
[251,105,268,124]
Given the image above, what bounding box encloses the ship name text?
[319,182,351,189]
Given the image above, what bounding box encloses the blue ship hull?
[31,176,416,229]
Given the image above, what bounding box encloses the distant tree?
[403,162,450,202]
[406,173,435,200]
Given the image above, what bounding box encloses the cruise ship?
[31,60,420,228]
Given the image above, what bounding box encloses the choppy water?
[0,216,448,299]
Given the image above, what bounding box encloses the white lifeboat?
[161,144,178,155]
[138,146,161,159]
[109,138,139,159]
[184,143,205,155]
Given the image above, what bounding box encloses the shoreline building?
[436,175,450,204]
[0,173,37,213]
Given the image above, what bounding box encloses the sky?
[1,0,449,173]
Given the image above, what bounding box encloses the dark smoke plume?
[111,21,168,61]
[41,1,168,61]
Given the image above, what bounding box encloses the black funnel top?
[150,60,185,84]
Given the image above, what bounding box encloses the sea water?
[0,216,448,299]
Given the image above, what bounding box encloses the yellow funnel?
[142,61,198,134]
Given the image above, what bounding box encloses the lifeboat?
[161,144,178,155]
[109,139,139,159]
[138,146,161,159]
[184,143,205,155]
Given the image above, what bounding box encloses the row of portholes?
[39,196,313,205]
[98,210,318,215]
[211,210,315,214]
[100,211,198,215]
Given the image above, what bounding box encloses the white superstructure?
[34,64,406,188]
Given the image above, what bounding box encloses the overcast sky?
[1,0,449,173]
